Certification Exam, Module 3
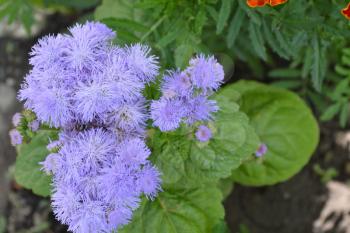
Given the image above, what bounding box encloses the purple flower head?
[187,54,224,91]
[162,70,192,98]
[195,125,212,142]
[12,112,21,127]
[107,207,133,232]
[151,53,224,132]
[19,22,159,130]
[108,100,147,131]
[125,44,159,83]
[75,79,116,123]
[102,50,143,102]
[48,128,161,232]
[28,120,40,132]
[51,184,83,225]
[63,22,115,72]
[60,129,117,176]
[40,153,60,174]
[33,87,73,127]
[29,34,67,69]
[9,129,23,146]
[186,96,218,124]
[151,98,185,131]
[137,164,162,200]
[255,143,268,157]
[20,21,163,232]
[68,200,108,233]
[117,137,151,165]
[70,21,116,43]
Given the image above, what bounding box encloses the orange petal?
[341,2,350,19]
[246,0,269,7]
[269,0,288,6]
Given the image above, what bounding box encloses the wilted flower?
[28,120,40,132]
[12,112,22,127]
[255,143,268,157]
[9,129,23,146]
[195,125,212,142]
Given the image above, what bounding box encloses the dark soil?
[225,122,350,233]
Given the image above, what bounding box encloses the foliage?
[320,48,350,127]
[6,0,331,231]
[95,0,349,90]
[313,164,338,183]
[120,186,224,233]
[0,216,5,233]
[0,0,100,33]
[12,80,319,231]
[225,81,319,186]
[14,129,58,196]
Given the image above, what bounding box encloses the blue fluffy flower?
[125,44,159,83]
[151,54,223,134]
[187,54,224,91]
[50,128,161,233]
[151,97,185,131]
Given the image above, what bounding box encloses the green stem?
[141,15,167,42]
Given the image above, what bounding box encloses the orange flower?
[246,0,269,7]
[269,0,288,6]
[341,2,350,19]
[246,0,287,8]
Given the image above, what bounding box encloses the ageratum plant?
[10,22,319,233]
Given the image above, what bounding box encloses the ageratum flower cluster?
[151,55,224,142]
[19,22,161,233]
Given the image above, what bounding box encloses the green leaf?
[186,100,259,185]
[335,65,350,77]
[101,17,148,33]
[212,220,230,233]
[195,7,207,35]
[226,7,245,48]
[339,102,349,128]
[268,68,301,79]
[44,0,100,9]
[206,5,218,23]
[216,0,232,34]
[228,81,319,186]
[151,96,259,188]
[94,0,139,21]
[248,22,267,61]
[274,30,294,58]
[320,103,341,121]
[174,44,194,69]
[271,80,302,89]
[14,129,58,196]
[156,20,184,48]
[262,19,289,60]
[311,36,327,91]
[120,187,224,233]
[302,47,313,79]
